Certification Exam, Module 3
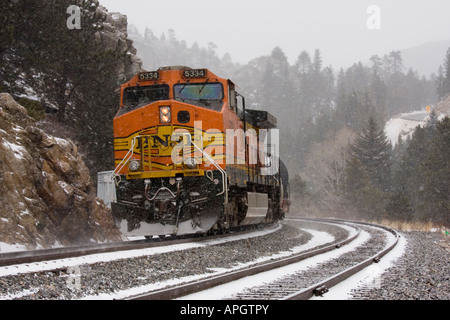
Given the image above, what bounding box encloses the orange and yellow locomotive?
[99,66,289,237]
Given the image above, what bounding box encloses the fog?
[102,0,450,69]
[98,0,450,226]
[1,0,448,253]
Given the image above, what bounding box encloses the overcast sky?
[101,0,450,69]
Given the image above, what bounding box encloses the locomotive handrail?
[113,136,138,181]
[178,132,228,204]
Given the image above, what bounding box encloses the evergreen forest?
[1,1,449,226]
[131,27,450,226]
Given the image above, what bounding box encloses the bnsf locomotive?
[98,66,290,237]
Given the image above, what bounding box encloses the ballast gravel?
[0,223,316,300]
[0,220,448,300]
[350,231,450,300]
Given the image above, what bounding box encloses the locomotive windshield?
[122,84,169,110]
[174,83,223,111]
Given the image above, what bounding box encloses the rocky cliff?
[435,94,450,117]
[0,1,144,249]
[1,1,143,177]
[97,9,142,84]
[0,93,122,249]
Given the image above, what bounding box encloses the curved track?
[0,218,400,300]
[240,220,399,300]
[129,218,399,300]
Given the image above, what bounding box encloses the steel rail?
[0,224,275,268]
[0,238,194,268]
[126,219,360,300]
[283,221,400,300]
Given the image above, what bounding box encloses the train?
[97,66,290,237]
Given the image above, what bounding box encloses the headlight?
[184,157,197,169]
[129,160,140,172]
[160,106,171,123]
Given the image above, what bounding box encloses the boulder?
[0,93,122,249]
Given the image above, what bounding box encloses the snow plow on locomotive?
[98,66,290,237]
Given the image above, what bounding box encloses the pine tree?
[387,51,404,75]
[341,157,385,220]
[444,47,450,97]
[350,117,392,190]
[341,118,391,221]
[385,191,413,221]
[296,51,311,74]
[2,0,139,177]
[436,66,447,101]
[392,114,448,224]
[341,117,391,220]
[395,125,429,218]
[260,47,293,115]
[421,117,450,225]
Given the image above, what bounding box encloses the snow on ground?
[310,227,406,300]
[1,222,405,300]
[384,110,429,147]
[179,224,404,300]
[84,225,344,300]
[0,225,281,278]
[179,224,361,300]
[0,242,28,254]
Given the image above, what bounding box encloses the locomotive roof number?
[139,71,159,81]
[183,69,207,79]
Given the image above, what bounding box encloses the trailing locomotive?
[98,66,290,237]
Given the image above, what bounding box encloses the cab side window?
[228,83,237,113]
[236,94,245,120]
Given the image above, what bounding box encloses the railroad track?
[128,218,400,300]
[0,224,273,268]
[0,218,399,300]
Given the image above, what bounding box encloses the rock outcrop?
[435,94,450,117]
[95,5,142,84]
[0,93,122,249]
